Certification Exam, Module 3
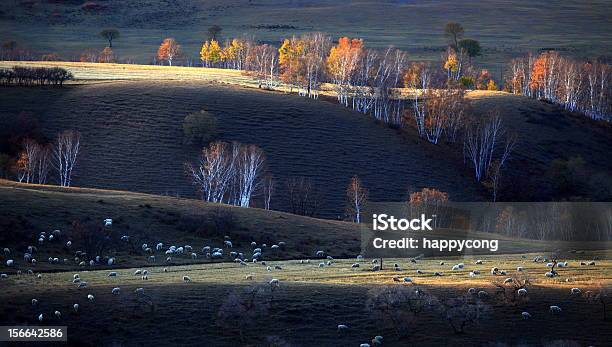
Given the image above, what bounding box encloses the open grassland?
[1,0,611,71]
[0,252,610,346]
[3,180,606,273]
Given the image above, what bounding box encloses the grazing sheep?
[245,274,253,280]
[403,277,413,283]
[372,336,383,345]
[434,272,443,276]
[417,269,424,274]
[571,288,581,295]
[319,262,325,268]
[491,267,499,275]
[32,299,38,306]
[121,236,129,242]
[475,260,483,264]
[588,261,596,266]
[545,272,555,278]
[112,287,120,295]
[271,245,279,250]
[549,305,562,314]
[78,281,88,288]
[54,311,61,319]
[191,253,197,260]
[274,265,283,270]
[183,276,192,282]
[327,261,333,266]
[360,344,370,347]
[148,256,156,263]
[134,269,142,275]
[522,311,531,320]
[163,268,168,272]
[546,262,554,267]
[184,245,193,252]
[439,261,445,266]
[452,265,461,271]
[478,290,489,299]
[393,277,400,282]
[269,278,280,288]
[517,288,528,296]
[108,272,117,277]
[250,242,257,248]
[468,288,476,295]
[156,243,163,251]
[0,274,7,279]
[38,314,43,322]
[500,271,507,276]
[89,260,95,266]
[457,263,464,269]
[372,259,378,264]
[517,266,524,272]
[316,250,325,258]
[357,255,364,261]
[351,263,360,268]
[107,258,115,266]
[6,259,14,267]
[166,257,172,263]
[469,271,478,277]
[142,275,148,280]
[2,248,9,255]
[73,304,79,313]
[372,265,381,271]
[327,256,334,260]
[580,262,587,266]
[504,278,513,284]
[337,324,349,332]
[87,294,94,302]
[37,274,42,279]
[135,288,145,295]
[104,218,112,227]
[224,240,233,248]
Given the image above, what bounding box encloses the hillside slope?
[0,80,483,217]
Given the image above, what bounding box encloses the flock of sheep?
[0,217,602,345]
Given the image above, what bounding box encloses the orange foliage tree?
[157,38,181,66]
[326,37,364,105]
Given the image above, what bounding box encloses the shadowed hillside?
[0,81,482,217]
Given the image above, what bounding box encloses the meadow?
[1,0,611,72]
[0,181,610,346]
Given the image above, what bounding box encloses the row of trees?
[14,130,82,187]
[507,52,611,120]
[0,66,73,86]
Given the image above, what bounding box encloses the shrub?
[183,110,218,144]
[459,76,474,89]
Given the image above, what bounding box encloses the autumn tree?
[326,37,364,106]
[98,47,115,63]
[200,40,223,67]
[157,38,181,66]
[99,29,120,48]
[409,188,449,226]
[246,43,278,87]
[346,175,368,223]
[279,33,331,98]
[444,22,464,49]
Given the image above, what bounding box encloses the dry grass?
[1,0,610,71]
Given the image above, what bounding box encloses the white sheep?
[66,241,72,248]
[245,274,253,280]
[271,245,279,250]
[522,311,531,320]
[38,314,43,322]
[549,305,562,314]
[372,265,381,271]
[351,263,360,268]
[78,281,88,288]
[316,250,325,257]
[475,260,483,264]
[478,290,489,299]
[417,269,424,274]
[434,272,443,276]
[104,218,112,227]
[87,294,94,302]
[491,267,498,275]
[135,288,145,295]
[0,274,7,279]
[224,240,233,248]
[107,258,115,266]
[269,278,280,288]
[191,253,197,259]
[6,259,14,267]
[468,288,476,295]
[517,266,524,272]
[546,262,554,267]
[108,272,117,277]
[2,248,9,255]
[545,272,555,278]
[37,274,42,279]
[156,243,163,251]
[54,310,61,319]
[318,262,325,268]
[360,344,370,347]
[517,288,528,296]
[504,277,513,284]
[32,299,38,306]
[337,324,349,332]
[357,255,364,261]
[183,276,192,282]
[112,287,120,295]
[571,288,581,295]
[452,264,461,271]
[148,256,156,263]
[372,336,383,345]
[73,304,79,312]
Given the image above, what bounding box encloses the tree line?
[0,66,73,86]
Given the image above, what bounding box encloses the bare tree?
[217,283,273,341]
[463,112,515,182]
[346,175,368,223]
[236,144,266,207]
[263,175,274,210]
[99,29,120,48]
[22,138,39,183]
[36,144,52,184]
[53,130,81,187]
[286,177,319,217]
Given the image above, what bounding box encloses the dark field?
[0,81,482,217]
[1,0,611,71]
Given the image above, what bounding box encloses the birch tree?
[346,175,368,223]
[236,144,266,207]
[53,130,81,187]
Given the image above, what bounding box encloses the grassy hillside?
[1,0,610,71]
[0,76,484,217]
